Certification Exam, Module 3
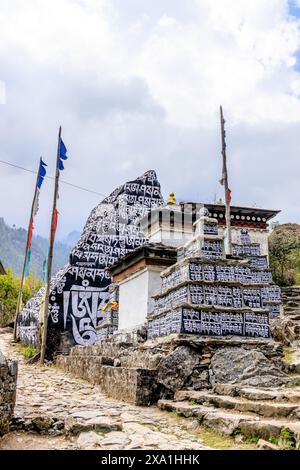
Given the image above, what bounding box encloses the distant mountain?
[62,230,81,248]
[0,217,70,280]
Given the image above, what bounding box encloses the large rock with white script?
[18,170,164,355]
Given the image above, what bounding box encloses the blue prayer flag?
[58,159,65,171]
[60,139,67,159]
[37,159,47,189]
[33,159,47,216]
[58,138,68,170]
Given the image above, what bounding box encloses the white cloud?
[0,0,300,237]
[137,0,300,126]
[0,80,6,104]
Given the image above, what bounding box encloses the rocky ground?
[0,329,257,451]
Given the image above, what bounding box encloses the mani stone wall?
[0,348,17,435]
[55,329,288,406]
[17,286,45,348]
[17,170,164,356]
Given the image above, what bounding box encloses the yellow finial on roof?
[167,192,177,205]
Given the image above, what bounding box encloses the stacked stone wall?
[0,348,17,435]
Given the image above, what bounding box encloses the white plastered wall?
[118,266,164,330]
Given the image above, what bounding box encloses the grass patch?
[285,377,300,388]
[23,346,37,359]
[268,436,279,446]
[280,428,294,440]
[283,347,294,365]
[15,343,37,359]
[279,428,296,450]
[244,436,261,444]
[196,429,256,450]
[198,431,234,450]
[232,429,261,445]
[169,410,182,419]
[164,409,256,450]
[295,271,300,285]
[232,428,242,436]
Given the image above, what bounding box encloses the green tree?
[269,224,300,287]
[0,269,42,327]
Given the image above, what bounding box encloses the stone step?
[158,399,300,448]
[284,310,300,315]
[282,296,299,300]
[10,413,122,436]
[288,375,300,388]
[283,299,300,303]
[282,290,300,293]
[284,303,300,309]
[284,296,300,300]
[284,307,300,312]
[284,307,300,313]
[70,345,102,357]
[211,383,300,402]
[285,314,300,321]
[238,386,300,403]
[173,390,300,419]
[281,288,300,296]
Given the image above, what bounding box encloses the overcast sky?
[1,0,300,239]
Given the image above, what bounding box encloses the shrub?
[0,269,42,326]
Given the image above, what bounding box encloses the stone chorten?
[148,209,281,339]
[140,192,194,247]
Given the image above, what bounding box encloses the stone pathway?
[0,329,215,450]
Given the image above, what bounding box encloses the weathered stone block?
[210,347,289,388]
[99,366,157,406]
[156,346,200,392]
[0,348,17,435]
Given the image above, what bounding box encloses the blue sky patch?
[288,2,300,71]
[289,0,300,18]
[294,50,300,72]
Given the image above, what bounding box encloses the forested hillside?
[0,218,71,279]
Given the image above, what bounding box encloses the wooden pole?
[220,106,232,256]
[13,158,42,341]
[40,127,61,364]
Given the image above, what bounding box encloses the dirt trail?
[0,330,211,450]
[0,329,256,450]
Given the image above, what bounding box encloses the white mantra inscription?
[63,280,110,346]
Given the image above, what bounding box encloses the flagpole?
[40,127,61,364]
[13,157,42,341]
[220,106,232,256]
